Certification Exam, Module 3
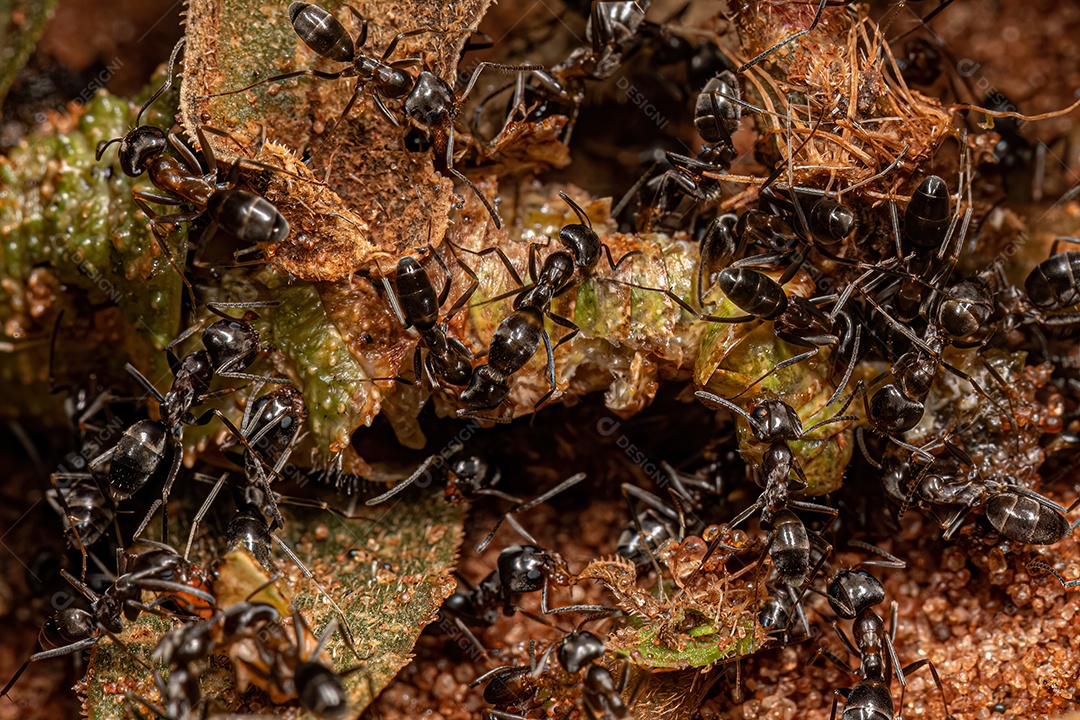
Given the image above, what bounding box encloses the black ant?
[96,40,299,307]
[812,542,955,720]
[614,70,741,230]
[139,600,352,719]
[897,445,1080,545]
[475,627,631,720]
[73,303,286,543]
[225,383,309,530]
[212,2,542,228]
[443,543,612,639]
[692,395,851,588]
[379,245,478,389]
[456,192,633,418]
[1,542,215,700]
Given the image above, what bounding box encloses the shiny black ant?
[1,542,215,700]
[96,40,298,307]
[614,70,741,230]
[142,600,353,719]
[456,193,633,418]
[213,2,543,228]
[80,304,287,542]
[473,0,653,145]
[443,543,612,637]
[180,468,352,636]
[379,245,478,389]
[225,383,308,530]
[898,448,1080,545]
[812,542,955,720]
[475,627,631,720]
[692,395,851,588]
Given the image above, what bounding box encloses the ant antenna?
[559,192,593,229]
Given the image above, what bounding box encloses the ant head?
[97,126,167,177]
[204,319,260,375]
[498,544,548,593]
[557,192,601,270]
[826,568,884,619]
[405,72,454,129]
[869,384,924,434]
[295,661,350,719]
[747,398,800,442]
[451,454,496,494]
[558,630,605,674]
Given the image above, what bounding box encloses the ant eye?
[751,407,768,421]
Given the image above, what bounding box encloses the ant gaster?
[814,543,954,720]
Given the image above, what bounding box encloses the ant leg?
[847,540,906,569]
[1027,560,1080,589]
[548,312,579,349]
[789,500,839,521]
[447,241,524,288]
[366,454,442,506]
[601,244,642,273]
[831,621,861,662]
[29,636,101,661]
[532,327,558,410]
[131,196,198,308]
[801,412,859,437]
[165,132,205,177]
[884,601,905,682]
[610,278,754,323]
[309,82,368,159]
[274,538,355,649]
[810,645,856,676]
[207,68,346,98]
[0,658,32,699]
[900,658,954,720]
[124,363,166,403]
[380,26,445,61]
[727,497,766,531]
[476,473,587,552]
[441,124,502,229]
[134,37,186,126]
[443,253,481,316]
[825,324,860,406]
[371,93,401,127]
[185,472,229,560]
[458,62,546,103]
[829,687,852,720]
[197,125,326,186]
[206,300,279,319]
[729,347,820,400]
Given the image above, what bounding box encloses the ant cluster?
[4,0,1080,719]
